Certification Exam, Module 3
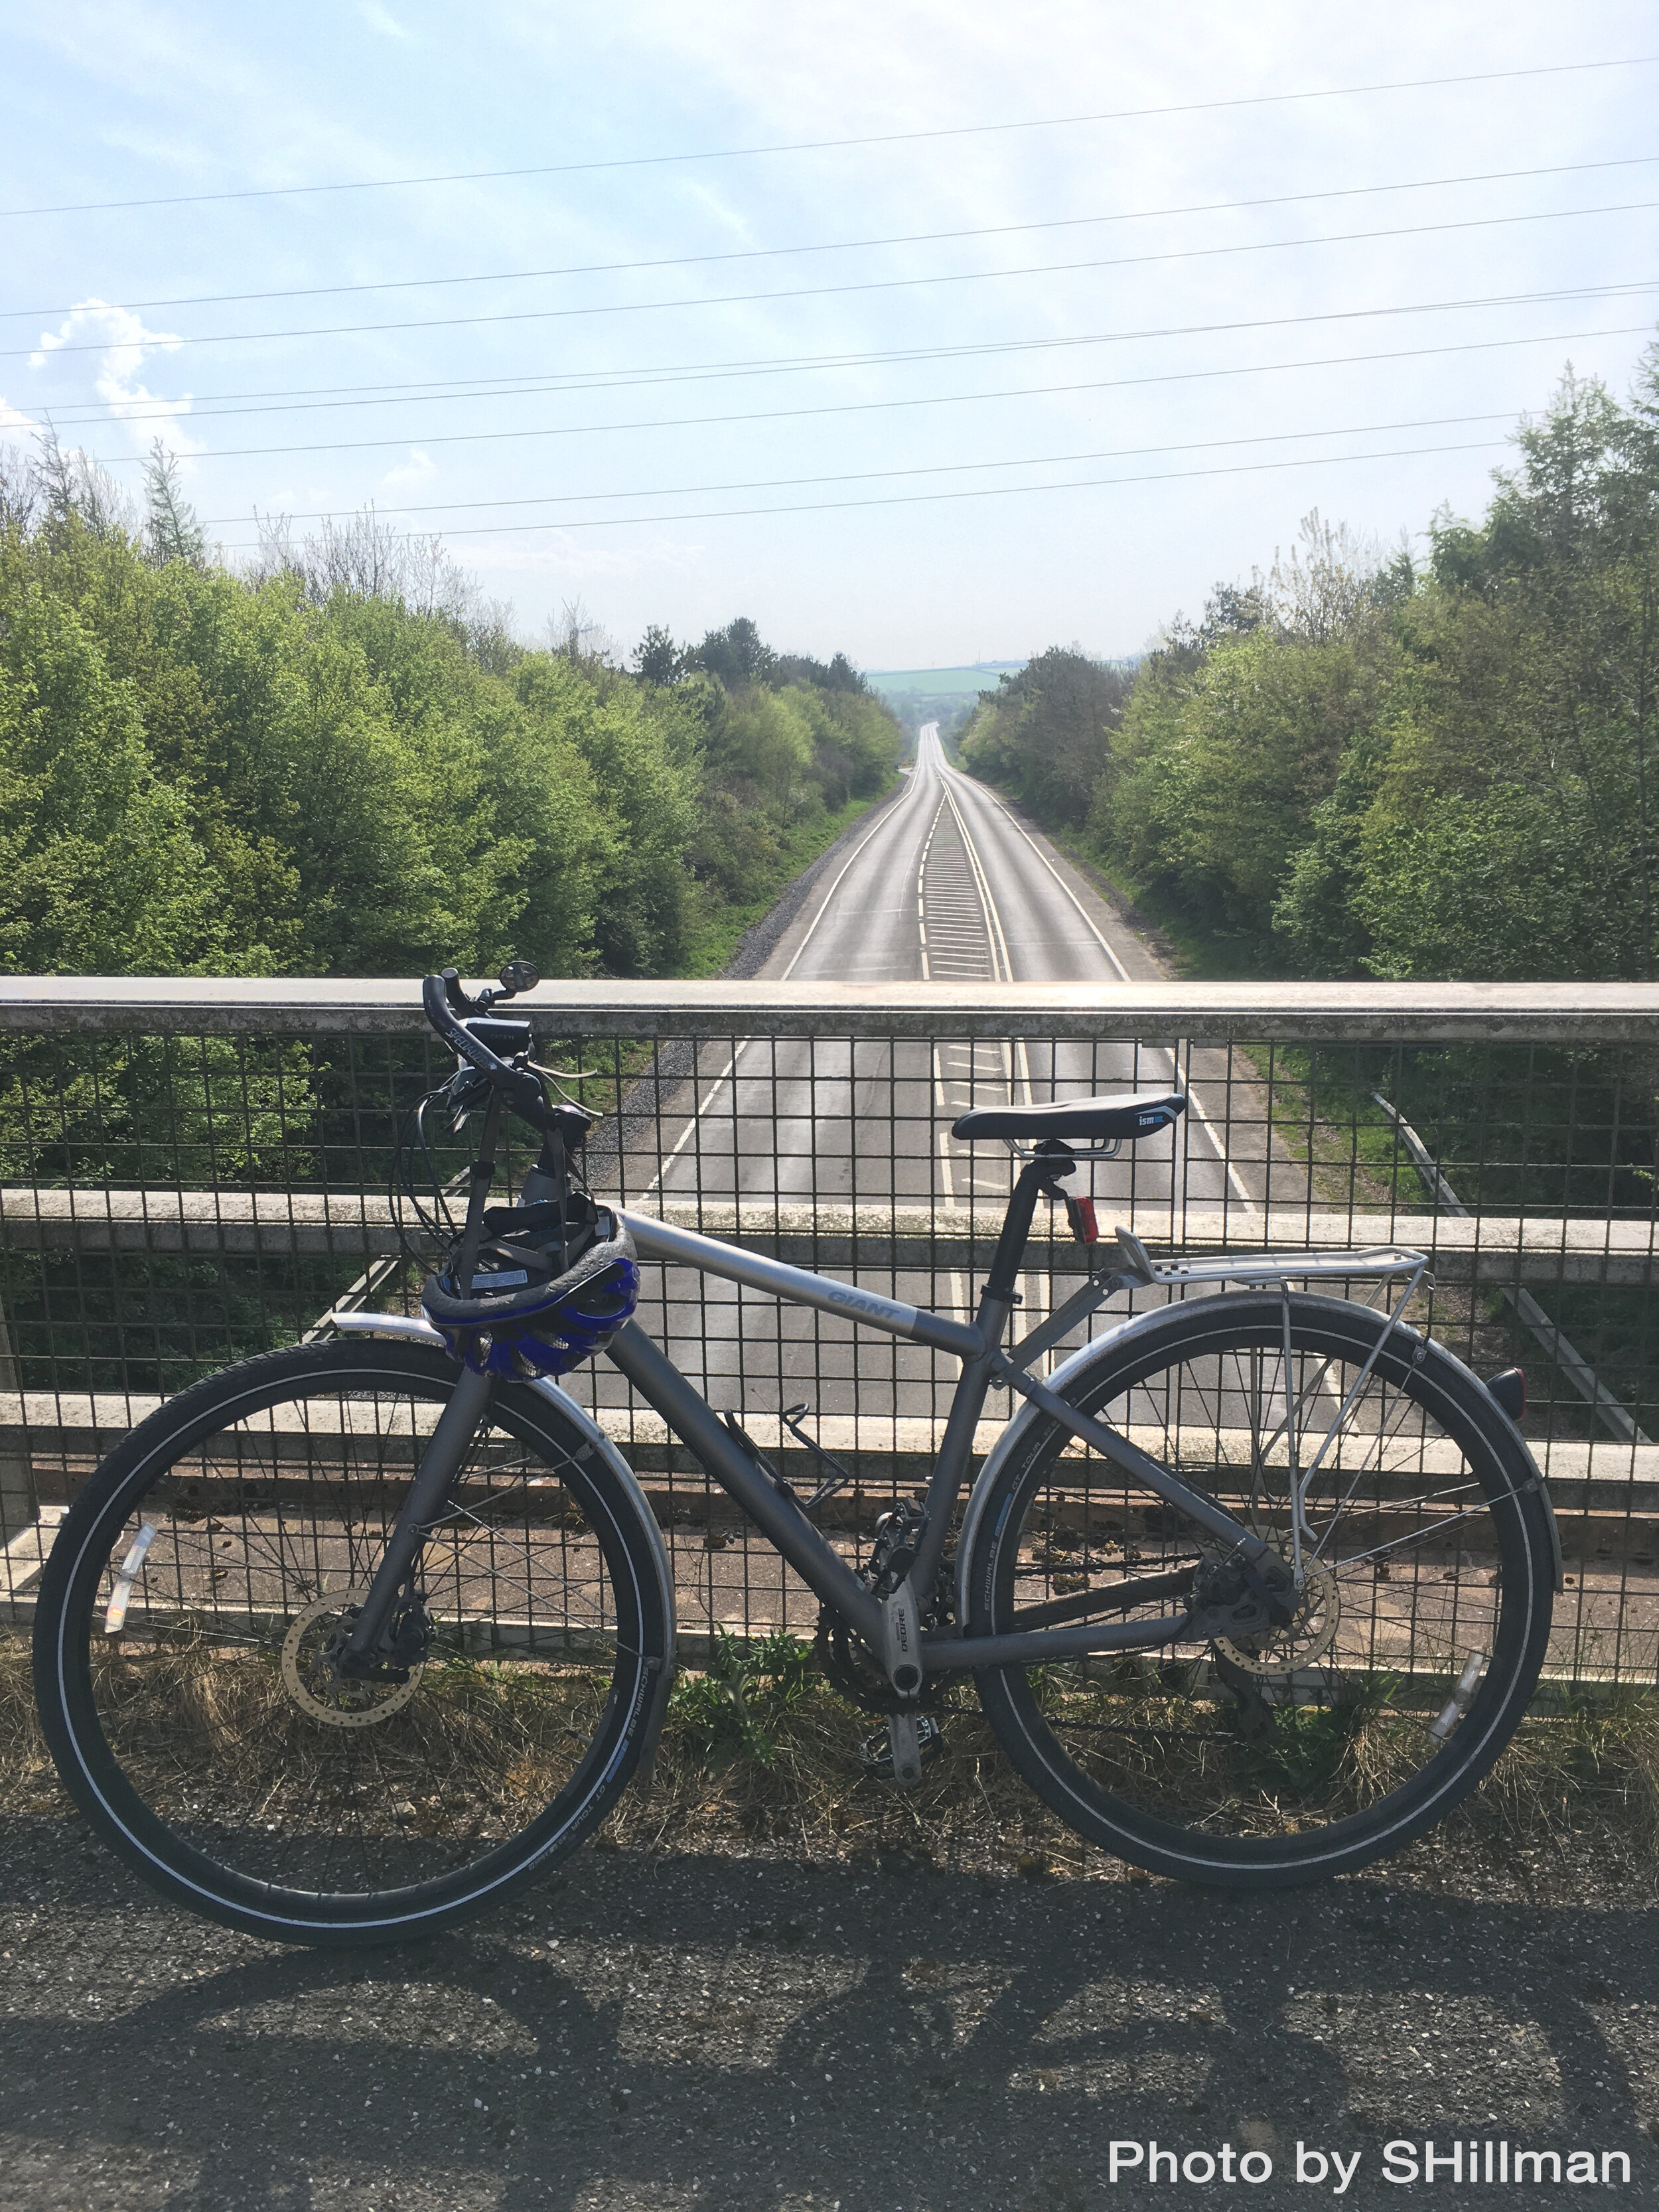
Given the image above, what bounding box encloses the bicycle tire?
[965,1292,1556,1887]
[33,1339,670,1945]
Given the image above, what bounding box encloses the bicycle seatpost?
[902,1149,1062,1618]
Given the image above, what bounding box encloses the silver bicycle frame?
[609,1209,1429,1675]
[332,1211,1429,1684]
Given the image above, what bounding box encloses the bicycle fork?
[336,1363,495,1674]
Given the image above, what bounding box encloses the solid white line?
[658,730,925,1192]
[780,749,922,982]
[943,757,1131,982]
[936,735,1046,1252]
[914,774,949,984]
[644,1044,739,1195]
[939,769,1013,985]
[1170,1060,1258,1213]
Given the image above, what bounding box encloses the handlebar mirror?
[498,959,540,996]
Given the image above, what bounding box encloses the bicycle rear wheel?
[966,1293,1556,1887]
[33,1340,669,1945]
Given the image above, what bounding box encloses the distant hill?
[865,661,1025,700]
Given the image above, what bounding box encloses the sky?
[3,1,1657,668]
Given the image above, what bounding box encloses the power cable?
[13,151,1659,321]
[18,194,1656,360]
[7,54,1654,220]
[211,433,1515,548]
[38,311,1659,437]
[86,279,1659,466]
[197,407,1520,528]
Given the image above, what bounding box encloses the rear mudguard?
[955,1293,1563,1623]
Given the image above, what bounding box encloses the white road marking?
[654,739,926,1193]
[938,743,1258,1215]
[780,752,923,983]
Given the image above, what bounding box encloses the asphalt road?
[3,1823,1656,2212]
[648,723,1255,1218]
[607,727,1272,1437]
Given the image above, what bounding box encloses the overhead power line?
[8,54,1654,220]
[89,280,1659,467]
[45,320,1659,445]
[46,307,1659,437]
[19,194,1656,360]
[214,434,1514,549]
[13,152,1659,321]
[199,407,1519,528]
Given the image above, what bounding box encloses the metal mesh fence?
[1,983,1655,1684]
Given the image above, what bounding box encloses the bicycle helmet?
[421,1208,640,1378]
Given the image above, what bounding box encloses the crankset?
[859,1712,944,1784]
[814,1608,946,1715]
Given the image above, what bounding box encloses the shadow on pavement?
[1,1818,1656,2211]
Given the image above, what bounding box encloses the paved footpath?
[3,1815,1656,2212]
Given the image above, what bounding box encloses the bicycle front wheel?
[33,1340,669,1945]
[966,1293,1556,1887]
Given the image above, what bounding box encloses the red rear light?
[1486,1367,1526,1420]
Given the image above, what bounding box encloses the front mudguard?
[328,1311,678,1763]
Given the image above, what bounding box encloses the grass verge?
[7,1634,1652,1903]
[680,778,901,979]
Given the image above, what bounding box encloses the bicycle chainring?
[814,1607,946,1715]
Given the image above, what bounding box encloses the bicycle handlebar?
[421,970,546,1124]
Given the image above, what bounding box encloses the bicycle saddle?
[950,1090,1186,1143]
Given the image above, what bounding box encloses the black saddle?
[951,1090,1186,1144]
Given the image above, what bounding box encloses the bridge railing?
[2,976,1656,1683]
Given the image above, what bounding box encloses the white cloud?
[381,448,437,491]
[0,394,42,439]
[30,299,199,453]
[358,1,410,36]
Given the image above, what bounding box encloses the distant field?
[865,662,1024,698]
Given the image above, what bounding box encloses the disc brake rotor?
[1215,1560,1340,1676]
[280,1589,426,1730]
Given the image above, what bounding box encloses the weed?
[668,1628,816,1771]
[5,1631,1655,1897]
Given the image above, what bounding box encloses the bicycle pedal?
[859,1713,943,1786]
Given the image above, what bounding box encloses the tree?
[141,440,208,569]
[31,427,134,542]
[961,648,1134,822]
[690,616,776,690]
[634,623,682,684]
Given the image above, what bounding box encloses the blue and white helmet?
[421,1212,639,1378]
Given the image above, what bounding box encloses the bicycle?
[32,967,1561,1945]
